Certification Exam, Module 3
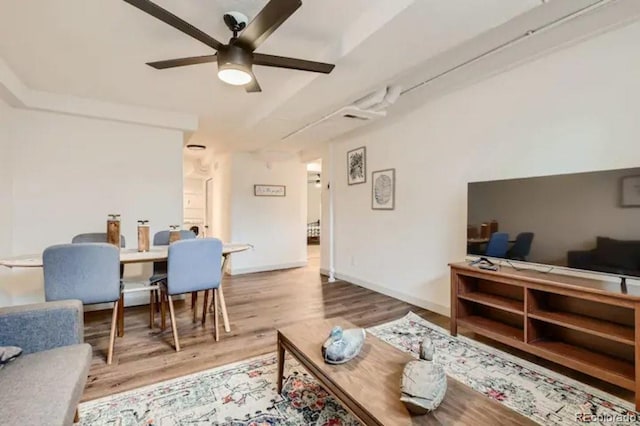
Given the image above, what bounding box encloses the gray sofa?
[0,300,92,425]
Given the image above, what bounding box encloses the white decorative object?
[400,337,447,415]
[321,326,366,364]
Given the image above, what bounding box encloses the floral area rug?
[79,312,638,425]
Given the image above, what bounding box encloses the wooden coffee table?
[276,318,535,426]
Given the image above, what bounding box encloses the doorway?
[205,178,213,237]
[306,160,322,264]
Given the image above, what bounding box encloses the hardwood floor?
[83,245,633,410]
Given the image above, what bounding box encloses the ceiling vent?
[282,85,401,144]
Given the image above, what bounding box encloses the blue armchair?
[0,300,92,425]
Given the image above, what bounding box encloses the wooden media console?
[450,262,640,410]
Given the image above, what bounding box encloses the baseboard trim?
[333,272,450,317]
[230,261,308,276]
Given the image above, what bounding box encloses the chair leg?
[160,289,167,331]
[149,289,155,328]
[167,294,180,351]
[192,291,198,324]
[201,289,209,325]
[107,300,118,365]
[213,289,219,342]
[117,293,125,337]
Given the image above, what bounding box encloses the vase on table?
[137,220,150,252]
[107,214,121,248]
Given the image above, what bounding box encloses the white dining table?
[0,243,252,335]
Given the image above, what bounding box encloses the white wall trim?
[334,271,450,317]
[0,58,198,132]
[229,260,308,276]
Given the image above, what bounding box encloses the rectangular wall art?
[372,168,395,210]
[347,146,366,185]
[254,185,286,197]
[621,175,640,207]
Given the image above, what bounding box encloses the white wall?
[0,105,184,306]
[10,108,184,253]
[307,180,322,223]
[0,99,11,258]
[469,167,640,265]
[228,153,307,274]
[0,99,12,306]
[328,20,640,315]
[210,153,232,243]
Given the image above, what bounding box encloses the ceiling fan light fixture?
[186,144,207,151]
[217,45,253,86]
[218,66,252,86]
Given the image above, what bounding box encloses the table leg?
[277,333,285,394]
[210,254,231,333]
[149,289,155,328]
[218,286,230,333]
[117,293,125,337]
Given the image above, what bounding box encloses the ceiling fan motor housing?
[218,44,253,70]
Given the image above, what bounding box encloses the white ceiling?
[0,0,544,153]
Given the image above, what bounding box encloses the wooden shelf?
[458,316,524,342]
[459,292,524,315]
[451,264,640,410]
[529,340,635,390]
[529,310,635,346]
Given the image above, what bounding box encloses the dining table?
[0,243,252,336]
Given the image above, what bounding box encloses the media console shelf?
[450,262,640,410]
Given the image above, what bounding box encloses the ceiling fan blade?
[245,73,262,93]
[147,54,217,69]
[123,0,223,51]
[237,0,302,51]
[253,53,334,74]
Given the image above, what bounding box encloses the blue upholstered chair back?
[152,230,196,276]
[153,230,196,246]
[43,243,121,305]
[508,232,535,260]
[167,238,223,295]
[72,233,126,248]
[485,232,509,258]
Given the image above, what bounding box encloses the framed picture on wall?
[372,168,395,210]
[347,146,366,185]
[254,184,286,197]
[621,175,640,207]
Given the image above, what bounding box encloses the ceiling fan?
[123,0,335,93]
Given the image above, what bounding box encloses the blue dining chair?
[160,238,223,351]
[507,232,535,261]
[72,233,126,278]
[485,232,509,258]
[150,230,197,324]
[43,243,121,364]
[72,233,126,247]
[150,230,196,282]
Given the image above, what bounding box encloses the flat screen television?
[467,167,640,280]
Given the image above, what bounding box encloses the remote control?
[479,264,499,271]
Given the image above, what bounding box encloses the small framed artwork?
[621,175,640,207]
[372,168,395,210]
[254,184,286,197]
[347,146,366,185]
